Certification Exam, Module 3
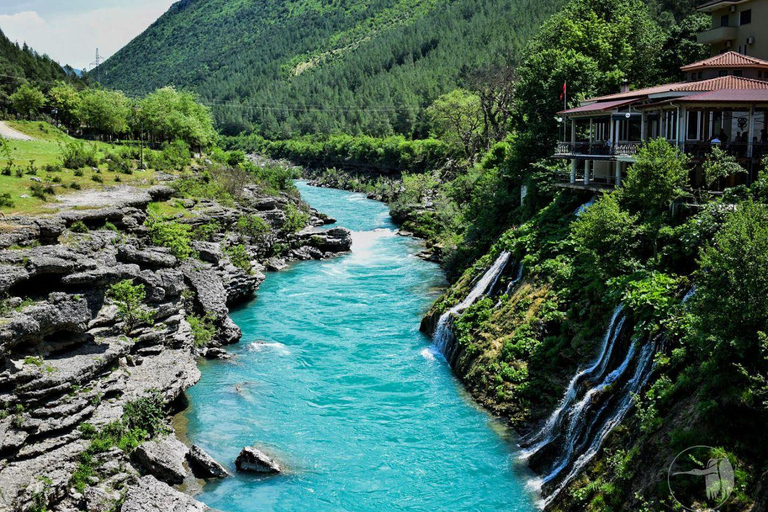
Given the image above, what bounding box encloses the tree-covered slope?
[0,29,80,106]
[98,0,566,137]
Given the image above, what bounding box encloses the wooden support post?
[584,160,591,185]
[615,161,622,187]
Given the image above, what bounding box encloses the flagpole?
[563,82,567,142]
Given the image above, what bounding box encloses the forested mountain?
[98,0,567,137]
[0,29,81,108]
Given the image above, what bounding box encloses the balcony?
[685,142,768,161]
[555,141,643,159]
[697,25,738,45]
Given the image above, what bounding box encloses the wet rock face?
[235,446,281,474]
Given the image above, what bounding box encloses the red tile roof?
[673,76,768,91]
[681,51,768,71]
[590,82,687,101]
[558,98,637,115]
[589,76,768,103]
[676,89,768,102]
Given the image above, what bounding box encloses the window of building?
[719,70,729,77]
[721,14,730,26]
[699,72,704,80]
[740,9,752,25]
[734,70,743,77]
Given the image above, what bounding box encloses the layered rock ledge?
[0,181,351,511]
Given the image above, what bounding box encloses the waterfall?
[542,340,657,506]
[520,305,625,457]
[521,304,658,506]
[495,263,525,307]
[432,252,511,363]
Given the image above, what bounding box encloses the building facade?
[697,0,768,59]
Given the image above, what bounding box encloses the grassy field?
[1,122,161,215]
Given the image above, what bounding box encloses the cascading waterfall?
[432,251,510,363]
[542,341,657,506]
[521,303,659,507]
[520,305,626,457]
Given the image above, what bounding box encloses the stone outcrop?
[235,446,281,474]
[0,180,349,511]
[122,476,210,512]
[132,436,189,485]
[187,444,229,479]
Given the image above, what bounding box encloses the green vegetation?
[145,216,195,260]
[107,280,154,332]
[72,392,169,493]
[282,203,310,233]
[224,244,253,273]
[188,313,216,347]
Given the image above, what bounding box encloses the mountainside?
[98,0,565,137]
[0,29,80,104]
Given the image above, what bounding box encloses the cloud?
[0,3,174,69]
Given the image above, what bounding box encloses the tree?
[572,191,641,282]
[108,280,154,332]
[138,87,216,149]
[465,64,516,148]
[514,0,664,163]
[10,84,46,119]
[702,146,746,188]
[427,89,484,160]
[621,138,690,215]
[49,81,82,130]
[78,88,131,137]
[696,201,768,411]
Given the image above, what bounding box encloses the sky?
[0,0,176,69]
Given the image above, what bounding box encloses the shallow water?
[184,182,539,511]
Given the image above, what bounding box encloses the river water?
[184,182,539,511]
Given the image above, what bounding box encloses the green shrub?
[188,313,216,347]
[145,216,195,259]
[30,183,55,201]
[282,203,309,233]
[236,214,270,239]
[224,244,252,272]
[108,280,154,332]
[0,192,14,208]
[60,140,99,169]
[193,221,222,242]
[69,221,90,234]
[122,391,169,438]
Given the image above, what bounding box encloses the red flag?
[560,81,567,101]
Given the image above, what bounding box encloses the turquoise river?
[184,182,539,511]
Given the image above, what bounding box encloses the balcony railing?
[685,142,768,160]
[557,141,768,160]
[555,141,643,158]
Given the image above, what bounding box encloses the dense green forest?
[0,29,82,110]
[98,0,567,137]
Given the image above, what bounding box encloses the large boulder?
[187,445,229,479]
[234,446,281,474]
[132,436,189,485]
[122,475,209,512]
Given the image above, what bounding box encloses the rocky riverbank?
[0,177,351,511]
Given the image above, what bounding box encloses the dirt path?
[0,121,35,141]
